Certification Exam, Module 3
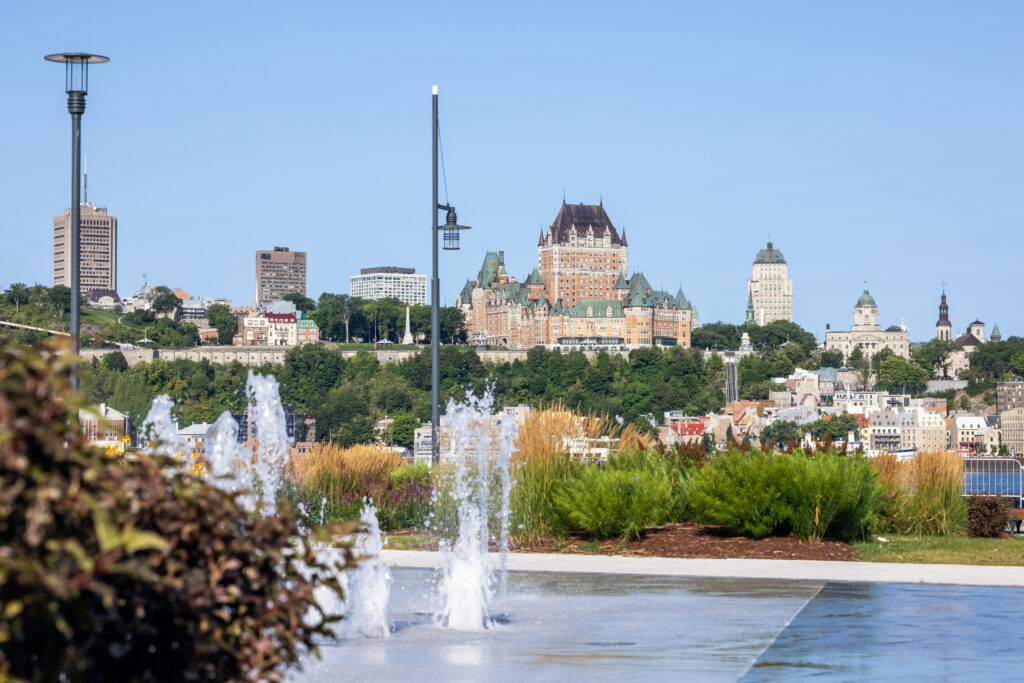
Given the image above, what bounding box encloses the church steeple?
[935,291,952,341]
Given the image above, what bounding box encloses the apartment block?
[350,266,427,305]
[53,203,117,294]
[256,247,306,307]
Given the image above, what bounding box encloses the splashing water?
[140,395,189,460]
[246,371,290,511]
[344,499,392,638]
[138,372,360,637]
[435,392,517,631]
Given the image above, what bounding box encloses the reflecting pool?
[293,568,1023,681]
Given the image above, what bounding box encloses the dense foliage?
[80,344,743,439]
[689,450,881,541]
[0,337,352,682]
[967,496,1010,538]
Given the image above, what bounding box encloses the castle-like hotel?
[457,201,698,350]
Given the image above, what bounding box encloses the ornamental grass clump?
[509,406,653,541]
[0,338,354,682]
[873,451,966,535]
[689,449,881,541]
[553,465,673,540]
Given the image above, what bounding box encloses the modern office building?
[255,246,306,307]
[350,266,427,305]
[745,241,792,325]
[53,203,117,294]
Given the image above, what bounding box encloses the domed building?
[822,290,911,361]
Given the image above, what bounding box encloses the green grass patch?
[855,535,1024,566]
[383,533,432,550]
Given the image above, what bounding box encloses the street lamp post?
[430,85,471,463]
[45,52,109,390]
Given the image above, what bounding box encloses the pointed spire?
[538,228,545,246]
[991,322,1002,342]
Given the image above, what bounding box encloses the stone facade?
[459,202,697,350]
[1001,407,1024,455]
[823,290,910,361]
[746,241,792,325]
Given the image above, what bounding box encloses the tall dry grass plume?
[289,443,401,488]
[872,450,966,535]
[513,403,650,463]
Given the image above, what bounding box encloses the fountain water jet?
[343,500,392,638]
[434,392,517,631]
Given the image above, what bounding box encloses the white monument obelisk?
[402,305,414,345]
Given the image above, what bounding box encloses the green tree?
[281,292,316,313]
[875,355,930,394]
[819,348,844,368]
[389,412,421,447]
[439,306,466,344]
[759,420,801,449]
[150,286,180,317]
[47,285,73,330]
[102,350,129,372]
[205,303,238,344]
[847,346,871,389]
[7,282,29,313]
[912,339,957,379]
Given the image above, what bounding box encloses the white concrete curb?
[378,550,1024,587]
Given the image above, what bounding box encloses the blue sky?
[2,1,1021,341]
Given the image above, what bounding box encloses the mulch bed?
[510,523,858,561]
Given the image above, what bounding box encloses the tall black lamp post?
[45,52,109,390]
[431,85,471,463]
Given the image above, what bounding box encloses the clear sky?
[2,1,1021,342]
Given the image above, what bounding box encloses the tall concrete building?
[745,241,792,325]
[350,266,427,305]
[255,246,306,307]
[53,203,117,294]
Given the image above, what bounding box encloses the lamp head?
[44,53,109,93]
[442,205,471,250]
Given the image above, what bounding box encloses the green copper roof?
[567,299,624,318]
[856,290,877,308]
[613,273,629,289]
[476,251,503,288]
[525,268,543,285]
[991,322,1001,341]
[297,318,318,329]
[754,242,786,264]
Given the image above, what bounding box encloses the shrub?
[690,450,881,541]
[604,449,694,523]
[0,338,353,682]
[689,450,790,538]
[967,496,1010,537]
[553,466,673,540]
[510,455,579,540]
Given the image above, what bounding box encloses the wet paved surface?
[295,568,1024,682]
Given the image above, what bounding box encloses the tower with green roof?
[746,241,792,325]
